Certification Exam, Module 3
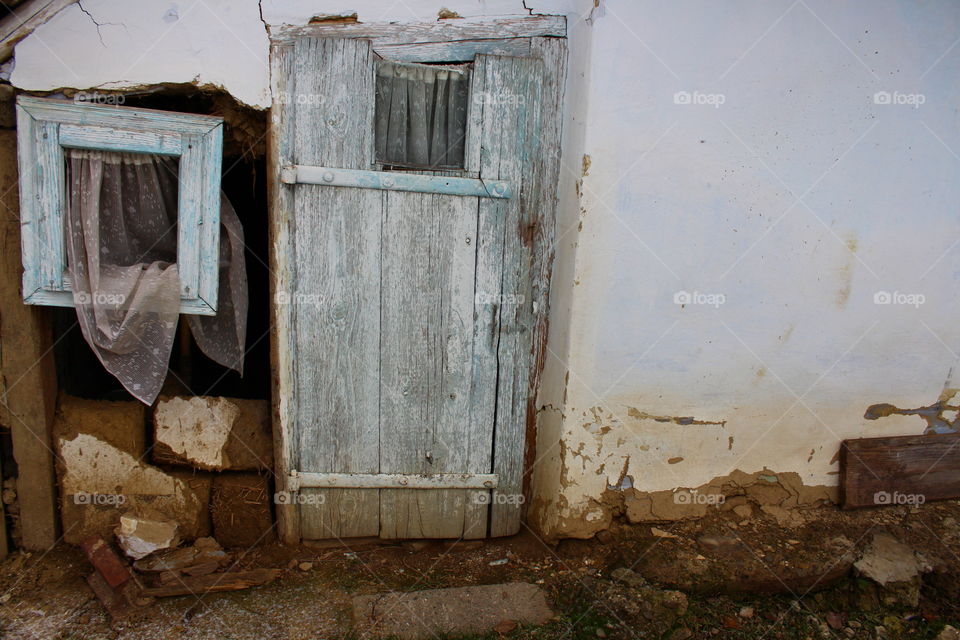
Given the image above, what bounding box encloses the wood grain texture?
[293,472,497,489]
[141,568,281,597]
[0,128,59,550]
[267,41,300,544]
[378,179,486,539]
[524,37,568,503]
[840,433,960,508]
[271,15,566,46]
[373,38,532,64]
[58,124,183,155]
[474,54,545,537]
[289,37,381,539]
[284,164,510,198]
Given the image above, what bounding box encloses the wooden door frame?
[267,16,568,544]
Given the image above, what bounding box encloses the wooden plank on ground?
[840,433,960,509]
[141,568,281,597]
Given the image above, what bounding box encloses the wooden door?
[271,36,558,540]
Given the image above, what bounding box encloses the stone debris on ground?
[82,529,282,621]
[853,531,931,607]
[607,567,689,635]
[114,514,180,560]
[938,625,960,640]
[352,582,553,639]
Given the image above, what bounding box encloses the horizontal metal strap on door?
[280,165,512,199]
[287,471,499,491]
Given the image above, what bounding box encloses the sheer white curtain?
[375,62,470,168]
[65,149,247,404]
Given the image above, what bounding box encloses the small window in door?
[374,61,470,170]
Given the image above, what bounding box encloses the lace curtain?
[375,62,470,169]
[65,149,248,405]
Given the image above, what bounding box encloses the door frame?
[267,16,568,543]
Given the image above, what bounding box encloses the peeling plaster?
[627,407,727,427]
[865,388,960,434]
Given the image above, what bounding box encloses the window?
[16,96,224,315]
[374,61,470,170]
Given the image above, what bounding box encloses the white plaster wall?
[537,0,960,535]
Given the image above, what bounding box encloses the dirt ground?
[1,499,959,640]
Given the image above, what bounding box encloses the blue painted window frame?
[15,96,224,316]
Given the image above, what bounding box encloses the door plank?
[267,41,300,543]
[291,37,381,538]
[379,180,485,538]
[473,55,545,537]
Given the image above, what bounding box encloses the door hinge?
[287,471,499,491]
[280,165,512,199]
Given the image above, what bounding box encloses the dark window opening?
[53,89,270,402]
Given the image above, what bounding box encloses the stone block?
[54,394,145,457]
[153,396,272,471]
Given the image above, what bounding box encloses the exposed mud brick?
[153,396,272,471]
[169,470,213,538]
[57,433,207,544]
[211,473,275,548]
[54,394,146,457]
